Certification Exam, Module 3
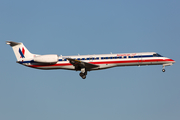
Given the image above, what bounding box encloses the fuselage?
[7,41,175,79]
[19,52,175,71]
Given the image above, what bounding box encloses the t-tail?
[6,41,35,61]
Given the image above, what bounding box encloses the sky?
[0,0,180,120]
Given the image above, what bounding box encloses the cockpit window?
[153,53,163,57]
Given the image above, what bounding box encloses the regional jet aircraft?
[6,41,175,79]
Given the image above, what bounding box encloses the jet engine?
[34,54,59,64]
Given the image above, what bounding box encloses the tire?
[82,75,86,79]
[79,72,84,76]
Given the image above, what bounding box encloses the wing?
[66,58,99,69]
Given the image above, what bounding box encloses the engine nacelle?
[34,54,59,64]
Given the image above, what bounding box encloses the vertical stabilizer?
[6,41,35,61]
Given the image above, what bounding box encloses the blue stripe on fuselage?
[19,55,161,64]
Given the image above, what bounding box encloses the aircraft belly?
[96,62,139,70]
[37,66,75,70]
[27,63,75,70]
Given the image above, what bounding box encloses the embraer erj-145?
[6,41,175,79]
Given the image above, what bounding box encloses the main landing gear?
[79,68,87,79]
[79,72,86,79]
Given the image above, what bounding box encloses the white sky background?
[0,0,180,120]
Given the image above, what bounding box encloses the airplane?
[6,41,175,79]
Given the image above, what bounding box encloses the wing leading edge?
[66,58,99,70]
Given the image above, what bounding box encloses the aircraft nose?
[172,59,176,63]
[170,59,176,63]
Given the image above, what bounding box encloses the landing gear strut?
[79,68,87,79]
[162,65,166,72]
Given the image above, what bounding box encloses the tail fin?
[6,41,35,61]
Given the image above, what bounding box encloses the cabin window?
[96,57,99,60]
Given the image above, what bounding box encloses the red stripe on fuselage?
[28,63,72,68]
[89,59,174,65]
[28,59,174,68]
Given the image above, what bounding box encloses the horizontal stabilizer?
[6,41,21,47]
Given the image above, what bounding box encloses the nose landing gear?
[162,63,174,72]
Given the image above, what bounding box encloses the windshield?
[153,53,163,57]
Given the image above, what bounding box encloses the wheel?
[82,75,86,79]
[162,69,165,72]
[79,72,84,77]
